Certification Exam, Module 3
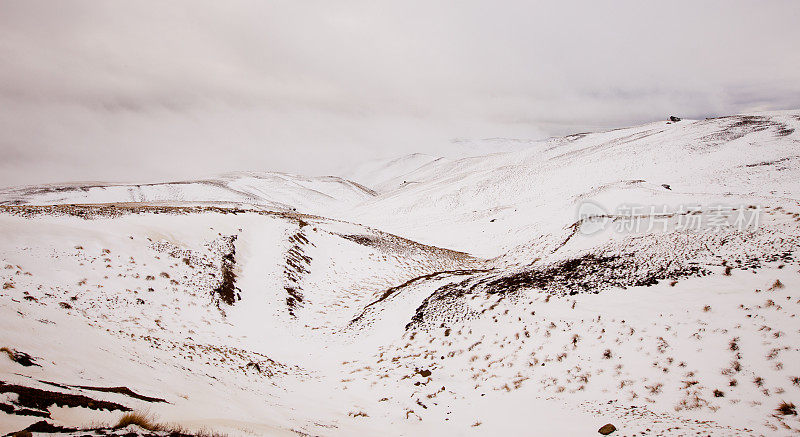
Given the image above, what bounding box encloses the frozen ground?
[1,110,800,436]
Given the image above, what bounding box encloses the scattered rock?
[0,381,131,417]
[598,423,616,434]
[669,116,681,122]
[0,347,39,367]
[74,385,168,403]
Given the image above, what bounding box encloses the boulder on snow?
[669,116,681,122]
[598,423,617,434]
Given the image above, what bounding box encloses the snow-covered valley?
[2,111,800,436]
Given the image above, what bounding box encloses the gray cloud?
[1,0,799,186]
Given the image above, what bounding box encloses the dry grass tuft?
[115,412,159,431]
[114,412,226,436]
[0,347,14,361]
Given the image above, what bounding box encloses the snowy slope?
[344,153,448,194]
[2,110,800,436]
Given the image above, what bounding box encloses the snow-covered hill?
[2,110,800,436]
[0,172,376,217]
[348,111,800,258]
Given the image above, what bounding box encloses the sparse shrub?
[2,282,13,290]
[195,428,228,437]
[682,380,699,389]
[348,411,369,418]
[215,255,239,306]
[754,376,764,387]
[703,305,712,312]
[713,389,725,397]
[729,379,738,387]
[602,349,612,359]
[675,393,709,411]
[777,401,797,416]
[646,383,663,395]
[791,376,800,387]
[724,266,732,276]
[770,280,785,290]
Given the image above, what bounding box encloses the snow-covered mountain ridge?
[2,110,800,436]
[0,172,376,217]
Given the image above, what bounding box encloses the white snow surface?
[1,110,800,436]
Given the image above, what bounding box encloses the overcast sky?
[1,0,799,186]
